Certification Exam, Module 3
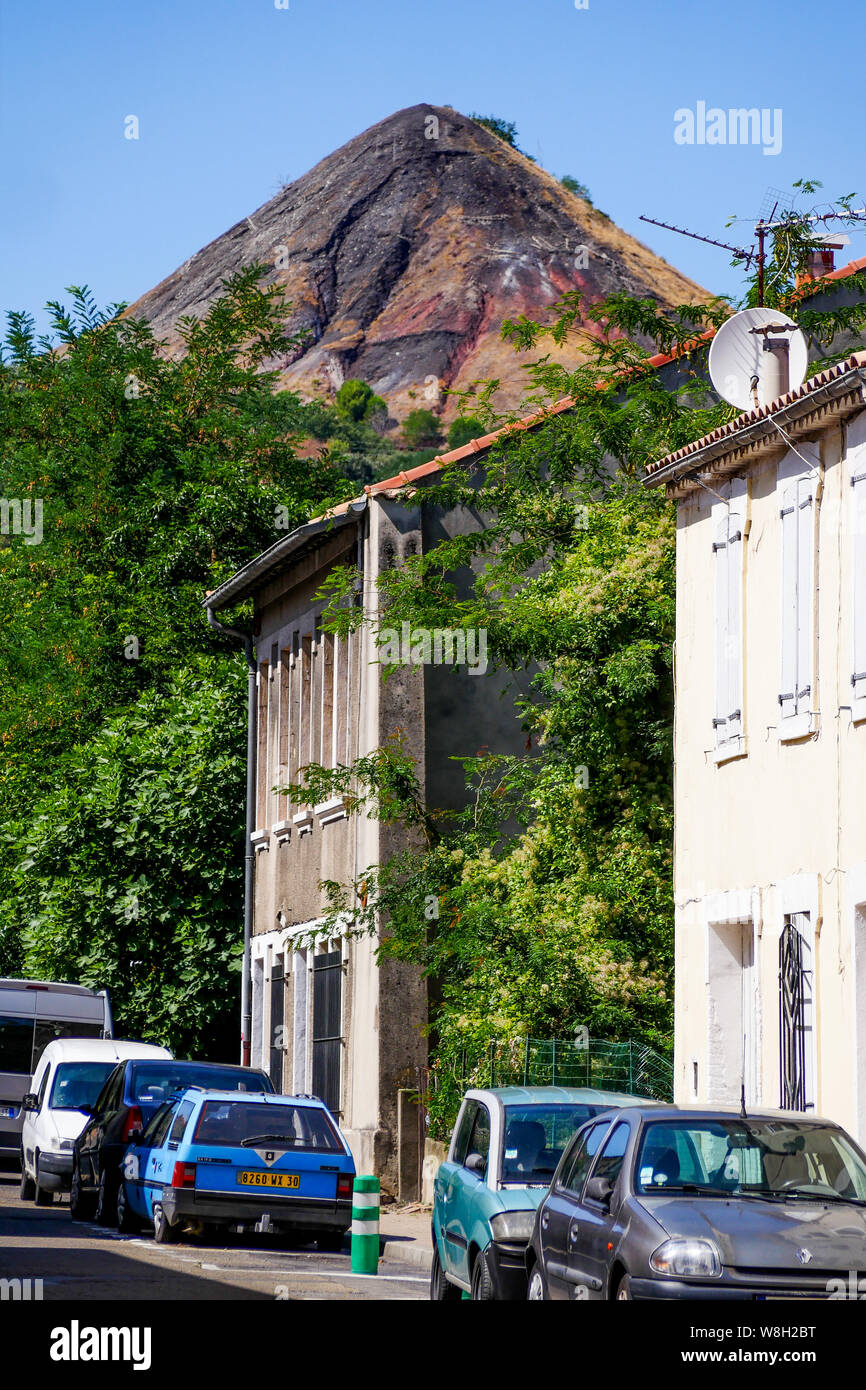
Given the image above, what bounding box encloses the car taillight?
[122,1106,143,1141]
[337,1174,353,1198]
[171,1162,196,1189]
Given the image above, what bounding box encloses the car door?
[571,1119,633,1298]
[450,1102,492,1284]
[78,1066,120,1187]
[539,1119,612,1300]
[435,1100,477,1279]
[123,1102,174,1218]
[139,1102,180,1220]
[23,1057,51,1170]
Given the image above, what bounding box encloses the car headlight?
[490,1211,536,1243]
[650,1238,722,1279]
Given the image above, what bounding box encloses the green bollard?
[350,1175,380,1275]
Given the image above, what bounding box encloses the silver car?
[527,1105,866,1299]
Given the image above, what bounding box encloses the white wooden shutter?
[712,481,745,748]
[795,471,815,716]
[713,511,731,743]
[779,481,798,722]
[849,411,866,713]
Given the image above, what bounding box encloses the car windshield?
[49,1061,116,1112]
[129,1063,271,1106]
[501,1104,605,1185]
[192,1101,344,1153]
[635,1119,866,1201]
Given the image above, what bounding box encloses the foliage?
[469,113,535,161]
[446,415,487,450]
[402,408,443,449]
[335,378,387,427]
[561,175,591,202]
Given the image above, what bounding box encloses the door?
[575,1120,632,1298]
[540,1119,611,1300]
[311,951,342,1115]
[80,1066,123,1187]
[435,1100,477,1279]
[708,919,757,1107]
[124,1102,175,1218]
[448,1103,492,1286]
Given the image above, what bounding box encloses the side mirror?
[585,1174,613,1207]
[465,1152,486,1177]
[21,1093,38,1113]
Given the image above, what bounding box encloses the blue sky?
[1,0,862,332]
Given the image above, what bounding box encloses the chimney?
[795,232,851,287]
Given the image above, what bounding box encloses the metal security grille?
[779,922,806,1110]
[269,959,284,1091]
[312,950,342,1115]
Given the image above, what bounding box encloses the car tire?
[116,1181,141,1234]
[430,1243,462,1301]
[34,1156,54,1207]
[95,1168,117,1227]
[615,1273,633,1301]
[152,1202,177,1245]
[527,1263,548,1301]
[316,1228,346,1253]
[70,1156,96,1222]
[18,1157,35,1202]
[470,1249,495,1301]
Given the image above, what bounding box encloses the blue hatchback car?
[118,1089,355,1247]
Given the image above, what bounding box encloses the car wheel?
[116,1181,141,1234]
[430,1243,462,1301]
[615,1273,633,1301]
[18,1156,35,1202]
[470,1249,495,1301]
[95,1168,117,1227]
[316,1228,346,1253]
[70,1156,96,1222]
[527,1264,548,1301]
[152,1202,177,1245]
[33,1156,54,1207]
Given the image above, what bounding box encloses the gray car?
[526,1104,866,1300]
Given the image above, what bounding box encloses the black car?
[526,1105,866,1300]
[71,1059,273,1224]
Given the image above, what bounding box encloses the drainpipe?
[206,605,257,1067]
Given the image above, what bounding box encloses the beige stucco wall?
[673,408,866,1142]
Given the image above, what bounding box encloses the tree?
[446,415,487,449]
[561,175,591,202]
[336,378,375,422]
[469,114,535,160]
[402,408,443,449]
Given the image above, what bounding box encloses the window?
[713,480,746,752]
[780,912,815,1111]
[451,1102,478,1165]
[849,411,866,721]
[146,1103,177,1150]
[589,1121,630,1193]
[168,1100,195,1145]
[560,1120,611,1195]
[778,447,819,738]
[48,1062,116,1112]
[502,1104,603,1185]
[93,1065,124,1117]
[0,1016,35,1075]
[465,1105,491,1174]
[192,1100,343,1152]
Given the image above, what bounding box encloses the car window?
[139,1102,176,1147]
[148,1103,178,1149]
[451,1102,478,1165]
[589,1121,630,1194]
[192,1101,344,1153]
[501,1104,602,1185]
[465,1104,491,1176]
[128,1063,271,1106]
[49,1062,116,1112]
[36,1064,51,1110]
[561,1121,611,1195]
[168,1100,195,1145]
[95,1066,123,1116]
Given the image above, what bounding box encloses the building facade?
[647,353,866,1141]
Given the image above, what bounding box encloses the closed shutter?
[712,482,745,747]
[312,951,342,1115]
[779,483,799,721]
[850,412,866,710]
[778,447,818,729]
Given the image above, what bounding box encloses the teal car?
[431,1086,651,1300]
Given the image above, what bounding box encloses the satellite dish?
[708,307,808,412]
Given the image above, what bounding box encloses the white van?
[19,1038,172,1203]
[0,979,114,1161]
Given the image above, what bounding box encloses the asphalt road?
[0,1169,426,1301]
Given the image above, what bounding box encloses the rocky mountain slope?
[127,105,709,422]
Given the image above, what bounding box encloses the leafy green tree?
[402,408,443,449]
[561,175,591,202]
[336,378,375,422]
[446,415,487,450]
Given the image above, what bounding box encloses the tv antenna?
[708,307,807,410]
[641,203,866,304]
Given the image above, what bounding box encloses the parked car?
[0,978,113,1163]
[71,1058,272,1224]
[526,1105,866,1300]
[18,1038,170,1206]
[431,1086,651,1300]
[116,1088,355,1246]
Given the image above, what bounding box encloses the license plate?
[0,1106,16,1119]
[236,1171,300,1189]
